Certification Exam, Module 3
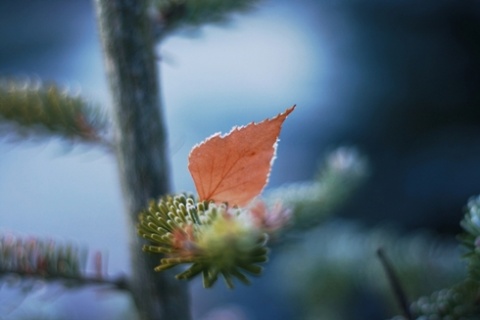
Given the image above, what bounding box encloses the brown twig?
[377,247,413,320]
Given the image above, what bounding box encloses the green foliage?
[269,150,480,319]
[387,196,480,319]
[391,280,480,320]
[275,221,466,320]
[0,233,127,291]
[459,195,480,282]
[266,147,368,231]
[0,79,109,146]
[0,234,85,281]
[152,0,261,39]
[138,194,269,288]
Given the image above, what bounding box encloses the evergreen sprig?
[275,221,466,320]
[0,234,128,291]
[0,79,109,146]
[390,280,480,320]
[388,196,480,320]
[266,147,368,231]
[459,195,480,283]
[152,0,261,39]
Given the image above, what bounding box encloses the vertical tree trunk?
[94,1,191,319]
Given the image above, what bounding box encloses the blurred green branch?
[152,0,261,39]
[266,147,368,232]
[0,79,110,148]
[276,193,480,320]
[275,221,466,320]
[0,234,129,292]
[390,279,480,320]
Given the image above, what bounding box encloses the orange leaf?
[188,105,295,207]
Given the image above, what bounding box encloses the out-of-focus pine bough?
[0,78,110,148]
[278,194,480,320]
[459,196,480,284]
[0,234,128,292]
[387,196,480,319]
[0,0,263,146]
[265,147,368,232]
[270,151,480,320]
[151,0,261,39]
[275,220,468,320]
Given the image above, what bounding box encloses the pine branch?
[0,79,110,147]
[389,280,480,320]
[151,0,261,39]
[415,280,480,319]
[383,195,480,319]
[275,221,465,319]
[280,193,480,320]
[0,234,129,292]
[459,195,480,283]
[266,147,368,231]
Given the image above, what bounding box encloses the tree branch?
[0,268,129,291]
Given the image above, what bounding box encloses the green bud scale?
[137,193,269,288]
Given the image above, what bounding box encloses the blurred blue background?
[1,0,480,319]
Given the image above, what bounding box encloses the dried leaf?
[188,105,295,207]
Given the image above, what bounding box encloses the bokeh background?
[1,0,480,319]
